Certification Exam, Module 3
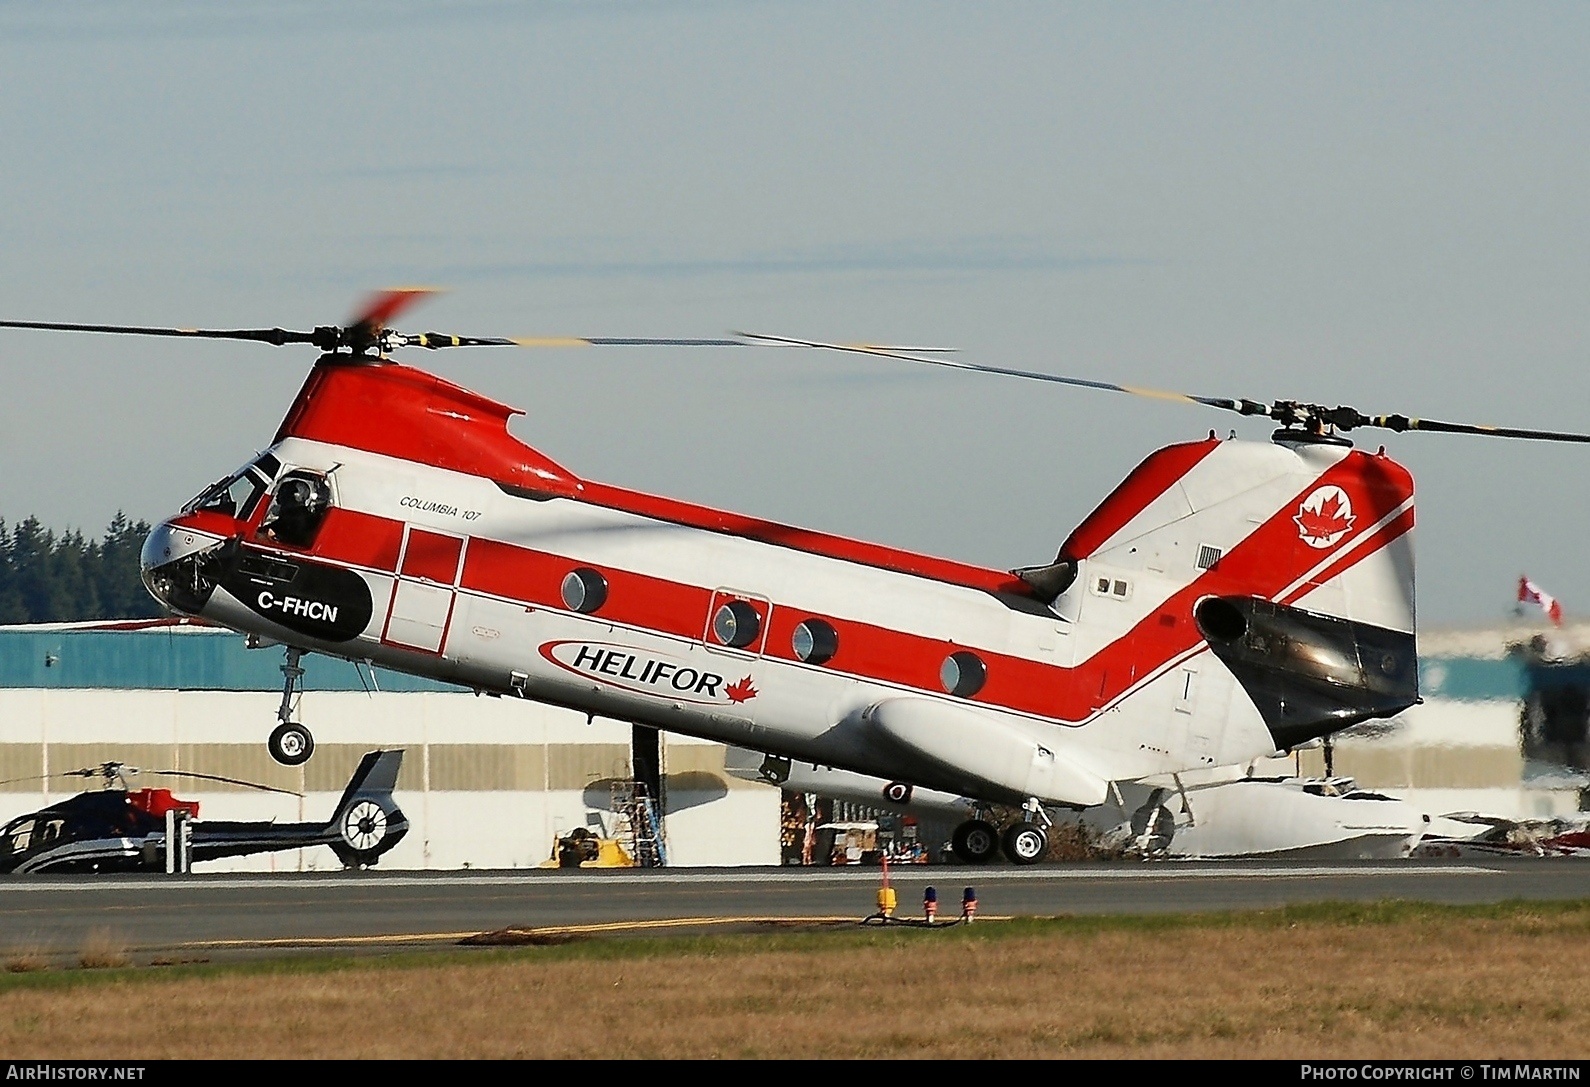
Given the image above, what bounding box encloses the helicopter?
[0,749,407,874]
[5,290,1588,866]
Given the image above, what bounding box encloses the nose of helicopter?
[140,519,227,613]
[141,519,214,574]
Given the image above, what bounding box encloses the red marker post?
[962,886,977,924]
[923,885,938,924]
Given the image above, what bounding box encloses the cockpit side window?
[185,453,283,520]
[207,474,264,519]
[258,469,334,549]
[5,817,34,856]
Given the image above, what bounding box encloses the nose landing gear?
[268,721,315,766]
[268,647,315,767]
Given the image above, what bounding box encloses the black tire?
[1001,823,1048,865]
[951,819,1000,864]
[268,722,315,766]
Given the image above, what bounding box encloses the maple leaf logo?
[1293,485,1356,550]
[725,675,758,703]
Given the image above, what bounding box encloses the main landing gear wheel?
[951,819,1000,864]
[1001,823,1048,865]
[268,722,315,766]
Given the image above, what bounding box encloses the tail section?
[1064,434,1417,762]
[326,749,409,867]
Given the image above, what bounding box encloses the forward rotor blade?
[0,767,126,787]
[145,769,303,797]
[349,287,439,331]
[404,332,956,351]
[0,773,55,788]
[0,319,320,347]
[409,334,753,349]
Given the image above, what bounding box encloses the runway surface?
[4,859,1589,958]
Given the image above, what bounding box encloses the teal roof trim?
[1420,656,1525,703]
[0,630,1542,702]
[0,629,463,692]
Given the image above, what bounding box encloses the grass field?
[6,901,1590,1059]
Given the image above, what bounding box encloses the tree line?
[0,513,164,624]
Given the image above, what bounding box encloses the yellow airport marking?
[174,931,482,949]
[164,914,1012,950]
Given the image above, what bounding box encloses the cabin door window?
[703,589,771,657]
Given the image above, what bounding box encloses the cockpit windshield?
[184,453,282,519]
[5,817,34,856]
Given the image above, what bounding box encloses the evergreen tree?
[11,517,59,622]
[0,513,166,624]
[52,528,100,620]
[99,512,161,619]
[0,520,24,623]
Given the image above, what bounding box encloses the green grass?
[6,897,1590,995]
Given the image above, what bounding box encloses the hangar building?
[1293,620,1590,819]
[0,620,781,870]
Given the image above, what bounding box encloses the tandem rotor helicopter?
[4,290,1587,865]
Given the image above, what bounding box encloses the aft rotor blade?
[0,319,320,347]
[1355,413,1590,444]
[738,332,1237,410]
[754,332,1590,446]
[145,769,303,797]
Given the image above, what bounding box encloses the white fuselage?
[145,427,1413,808]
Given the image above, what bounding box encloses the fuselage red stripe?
[574,480,1029,596]
[460,452,1409,722]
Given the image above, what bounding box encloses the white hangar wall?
[0,687,781,870]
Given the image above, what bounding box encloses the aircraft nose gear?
[1001,823,1048,865]
[269,647,315,766]
[268,721,314,766]
[950,819,1000,864]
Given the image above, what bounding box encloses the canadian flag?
[1519,576,1564,626]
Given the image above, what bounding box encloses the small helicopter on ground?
[5,292,1587,865]
[0,749,407,874]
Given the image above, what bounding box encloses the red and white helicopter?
[7,291,1586,864]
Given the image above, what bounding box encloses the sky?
[0,0,1585,626]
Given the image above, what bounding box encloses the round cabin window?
[712,600,762,649]
[940,650,987,698]
[791,618,839,665]
[560,568,608,614]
